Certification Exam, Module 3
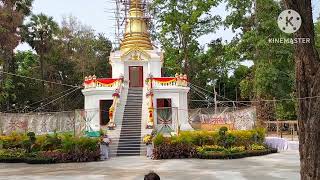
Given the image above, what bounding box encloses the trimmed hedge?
[152,128,274,160]
[24,157,56,164]
[0,156,25,163]
[197,148,278,159]
[153,143,197,159]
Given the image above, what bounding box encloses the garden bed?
[0,131,101,164]
[151,127,278,160]
[197,148,278,159]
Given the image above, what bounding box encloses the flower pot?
[146,144,153,158]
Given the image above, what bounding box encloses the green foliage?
[225,0,296,120]
[219,126,228,135]
[2,14,112,112]
[316,19,320,51]
[196,145,225,154]
[43,131,62,151]
[154,129,266,149]
[228,146,245,153]
[0,132,28,149]
[0,132,100,163]
[250,144,266,151]
[0,149,26,158]
[150,0,222,77]
[197,148,277,159]
[153,143,197,159]
[176,131,219,146]
[153,134,165,146]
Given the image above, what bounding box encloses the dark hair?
[144,172,160,180]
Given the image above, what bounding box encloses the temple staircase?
[116,88,143,156]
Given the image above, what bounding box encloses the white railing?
[151,74,188,88]
[83,75,122,89]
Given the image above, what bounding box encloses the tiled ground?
[0,151,300,180]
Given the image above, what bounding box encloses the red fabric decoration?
[152,77,176,82]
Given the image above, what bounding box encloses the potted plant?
[143,134,153,158]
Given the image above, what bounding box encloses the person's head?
[144,172,160,180]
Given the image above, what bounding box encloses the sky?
[16,0,320,52]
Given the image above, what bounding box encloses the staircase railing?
[108,77,125,129]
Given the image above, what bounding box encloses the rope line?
[188,82,320,103]
[5,87,79,113]
[2,71,81,88]
[29,87,81,113]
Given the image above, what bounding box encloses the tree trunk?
[283,1,320,179]
[255,98,276,128]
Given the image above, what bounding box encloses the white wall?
[82,88,115,131]
[110,49,163,80]
[152,87,192,131]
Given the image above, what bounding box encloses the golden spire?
[120,0,153,52]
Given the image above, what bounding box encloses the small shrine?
[82,0,192,134]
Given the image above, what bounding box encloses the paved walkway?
[0,151,300,180]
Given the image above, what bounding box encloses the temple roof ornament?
[120,46,151,60]
[120,0,153,52]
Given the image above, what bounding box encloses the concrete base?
[0,151,300,180]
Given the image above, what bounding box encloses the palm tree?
[21,13,59,96]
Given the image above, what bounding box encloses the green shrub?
[153,143,196,159]
[0,149,26,158]
[153,134,165,146]
[75,137,99,152]
[0,132,28,149]
[43,131,62,151]
[181,131,219,146]
[250,144,266,150]
[228,146,245,153]
[219,127,228,136]
[25,156,56,164]
[198,148,277,159]
[196,145,225,154]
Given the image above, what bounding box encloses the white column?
[178,88,193,130]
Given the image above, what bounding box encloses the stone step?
[117,144,141,148]
[123,112,142,114]
[117,149,140,152]
[122,119,142,121]
[123,113,142,115]
[117,153,141,156]
[117,140,141,143]
[122,124,141,131]
[122,120,141,122]
[120,131,141,134]
[121,126,142,128]
[122,121,141,124]
[124,105,142,107]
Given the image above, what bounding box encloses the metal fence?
[188,107,256,130]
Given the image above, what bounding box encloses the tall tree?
[0,0,33,111]
[225,0,295,125]
[0,0,33,73]
[21,13,59,96]
[283,0,320,179]
[150,0,221,77]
